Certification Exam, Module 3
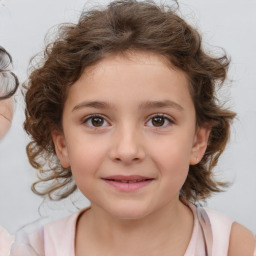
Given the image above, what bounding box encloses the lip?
[102,175,154,192]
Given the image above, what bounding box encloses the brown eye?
[152,116,165,127]
[84,115,109,128]
[91,117,104,127]
[146,114,172,128]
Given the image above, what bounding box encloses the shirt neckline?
[72,203,199,256]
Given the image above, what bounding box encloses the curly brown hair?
[24,0,235,201]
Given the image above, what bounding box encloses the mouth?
[102,175,154,192]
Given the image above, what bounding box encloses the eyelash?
[82,114,110,128]
[81,113,174,129]
[145,114,174,128]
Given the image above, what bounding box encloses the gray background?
[0,0,255,234]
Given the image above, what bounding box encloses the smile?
[109,179,148,183]
[102,175,154,192]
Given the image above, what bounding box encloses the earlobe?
[190,125,211,165]
[51,130,70,168]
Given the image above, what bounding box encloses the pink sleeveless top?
[12,204,256,256]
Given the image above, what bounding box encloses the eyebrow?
[72,99,184,112]
[72,101,112,112]
[139,100,184,111]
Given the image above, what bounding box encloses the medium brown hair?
[24,0,236,201]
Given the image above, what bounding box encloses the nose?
[109,124,146,165]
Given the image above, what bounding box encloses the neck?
[76,200,194,256]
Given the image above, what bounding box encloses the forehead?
[66,51,193,111]
[85,51,182,77]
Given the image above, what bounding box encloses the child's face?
[0,97,13,139]
[53,51,210,219]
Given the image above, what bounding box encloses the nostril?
[113,156,142,163]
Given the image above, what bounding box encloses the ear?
[190,125,211,165]
[51,130,70,168]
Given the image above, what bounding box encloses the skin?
[228,223,256,256]
[0,97,13,140]
[52,52,255,255]
[0,77,15,249]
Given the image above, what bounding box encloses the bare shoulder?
[228,222,256,256]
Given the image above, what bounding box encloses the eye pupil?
[152,116,164,126]
[92,117,104,127]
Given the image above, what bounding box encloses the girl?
[13,1,255,255]
[0,46,19,255]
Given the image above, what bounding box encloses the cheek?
[0,116,11,139]
[0,99,13,139]
[148,135,193,186]
[68,144,104,198]
[0,99,14,121]
[67,136,108,179]
[149,133,194,166]
[158,149,190,198]
[160,148,190,186]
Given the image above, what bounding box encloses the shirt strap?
[197,206,213,256]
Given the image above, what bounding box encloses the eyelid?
[145,113,175,127]
[146,113,174,121]
[81,114,110,128]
